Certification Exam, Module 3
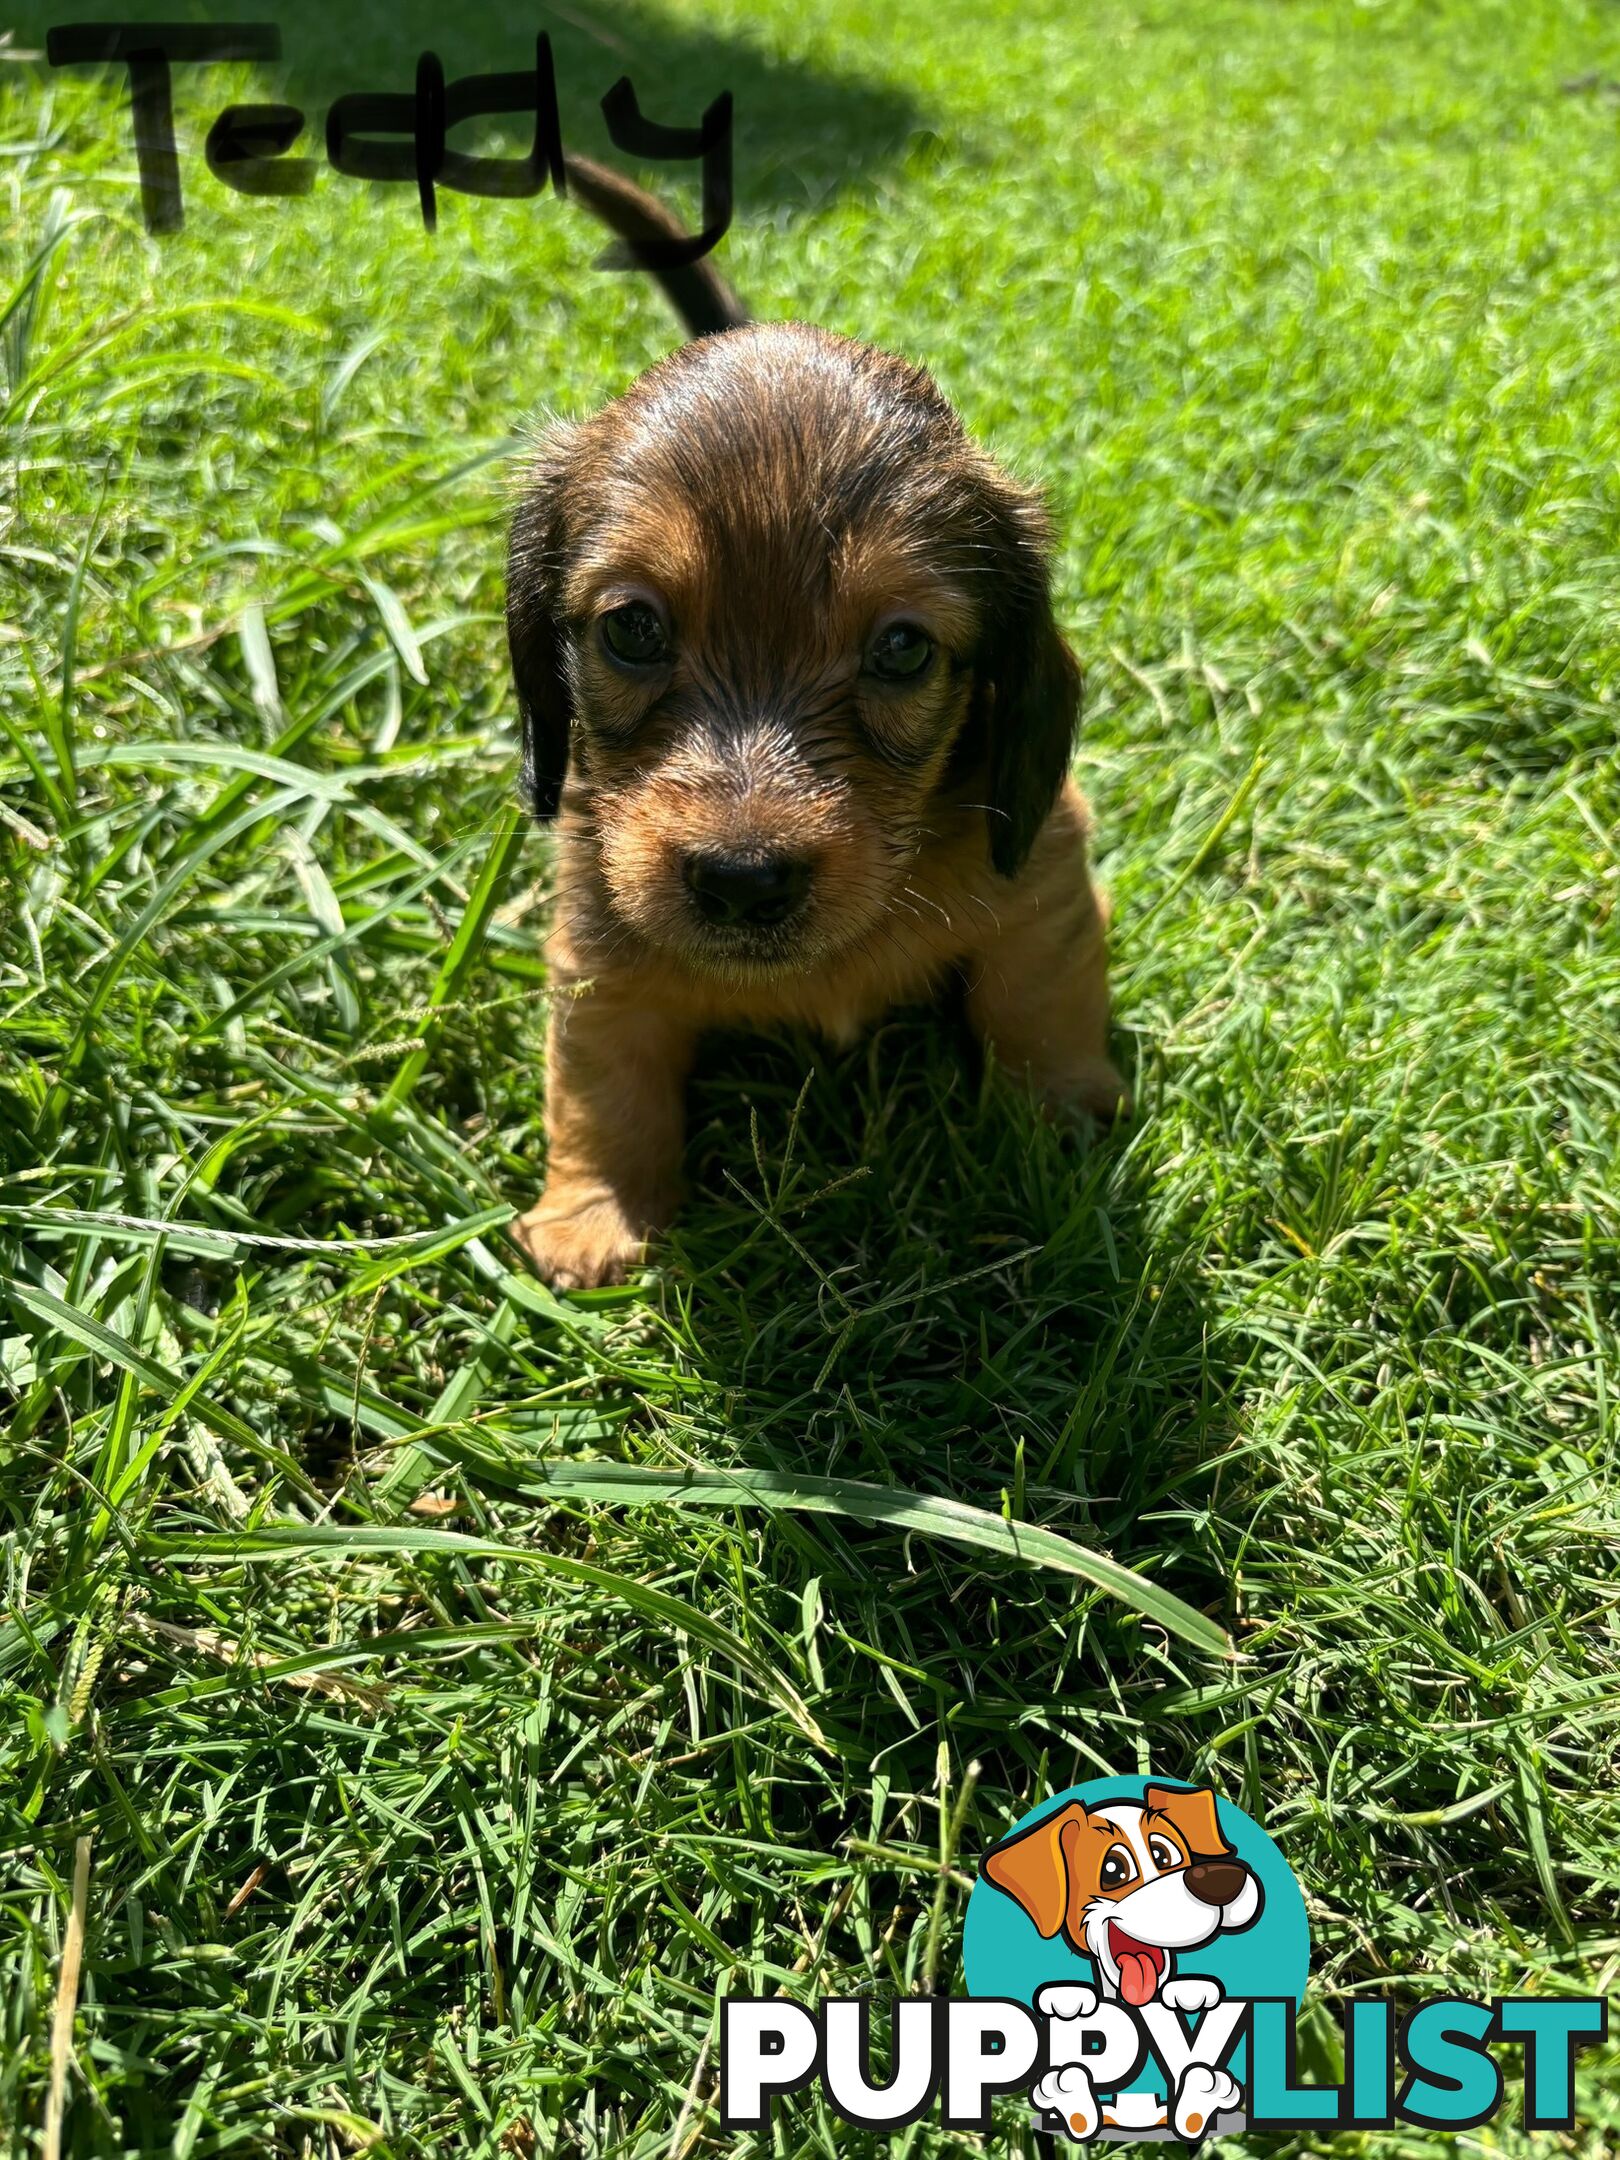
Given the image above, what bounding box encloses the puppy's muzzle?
[1184,1860,1249,1908]
[683,850,811,929]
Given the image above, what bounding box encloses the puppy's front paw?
[511,1190,649,1290]
[1030,2064,1099,2143]
[1173,2063,1240,2145]
[1160,1976,1223,2016]
[1036,1982,1099,2022]
[1038,1057,1132,1125]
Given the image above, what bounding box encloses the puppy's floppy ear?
[982,1801,1087,1938]
[506,426,581,820]
[1145,1784,1233,1861]
[972,478,1082,879]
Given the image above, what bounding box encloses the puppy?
[507,163,1125,1287]
[984,1785,1258,2143]
[984,1784,1261,2006]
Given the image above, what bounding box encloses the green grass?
[4,0,1620,2152]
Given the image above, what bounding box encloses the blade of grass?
[380,805,527,1114]
[155,1523,829,1750]
[416,1454,1231,1655]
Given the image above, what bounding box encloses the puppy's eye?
[866,621,934,682]
[1148,1837,1181,1871]
[600,602,670,668]
[1099,1845,1136,1890]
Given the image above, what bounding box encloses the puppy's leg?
[512,984,694,1289]
[1172,2063,1241,2146]
[1035,2070,1101,2144]
[966,787,1128,1122]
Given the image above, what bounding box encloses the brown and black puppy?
[507,166,1125,1288]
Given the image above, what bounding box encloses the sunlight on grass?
[3,0,1620,2152]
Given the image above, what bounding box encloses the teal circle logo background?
[963,1777,1309,2100]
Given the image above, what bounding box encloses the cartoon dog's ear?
[982,1803,1086,1938]
[1145,1784,1233,1861]
[972,476,1082,879]
[506,427,581,821]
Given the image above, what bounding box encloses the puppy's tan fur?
[983,1786,1230,1945]
[507,317,1123,1288]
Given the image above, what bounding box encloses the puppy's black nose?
[684,852,810,928]
[1184,1861,1249,1908]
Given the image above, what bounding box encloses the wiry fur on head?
[506,322,1080,984]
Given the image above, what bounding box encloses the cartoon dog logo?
[982,1784,1263,2142]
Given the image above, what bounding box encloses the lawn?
[3,0,1620,2153]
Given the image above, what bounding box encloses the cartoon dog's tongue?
[1108,1925,1164,2006]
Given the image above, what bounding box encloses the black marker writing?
[598,78,733,274]
[206,103,314,199]
[46,21,282,233]
[47,22,733,261]
[325,39,565,233]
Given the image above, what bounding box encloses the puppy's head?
[983,1786,1261,2002]
[507,323,1079,977]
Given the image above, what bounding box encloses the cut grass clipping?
[4,1,1620,2155]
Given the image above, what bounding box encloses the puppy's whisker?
[899,882,955,929]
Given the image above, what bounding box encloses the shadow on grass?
[20,0,924,209]
[660,1004,1229,1795]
